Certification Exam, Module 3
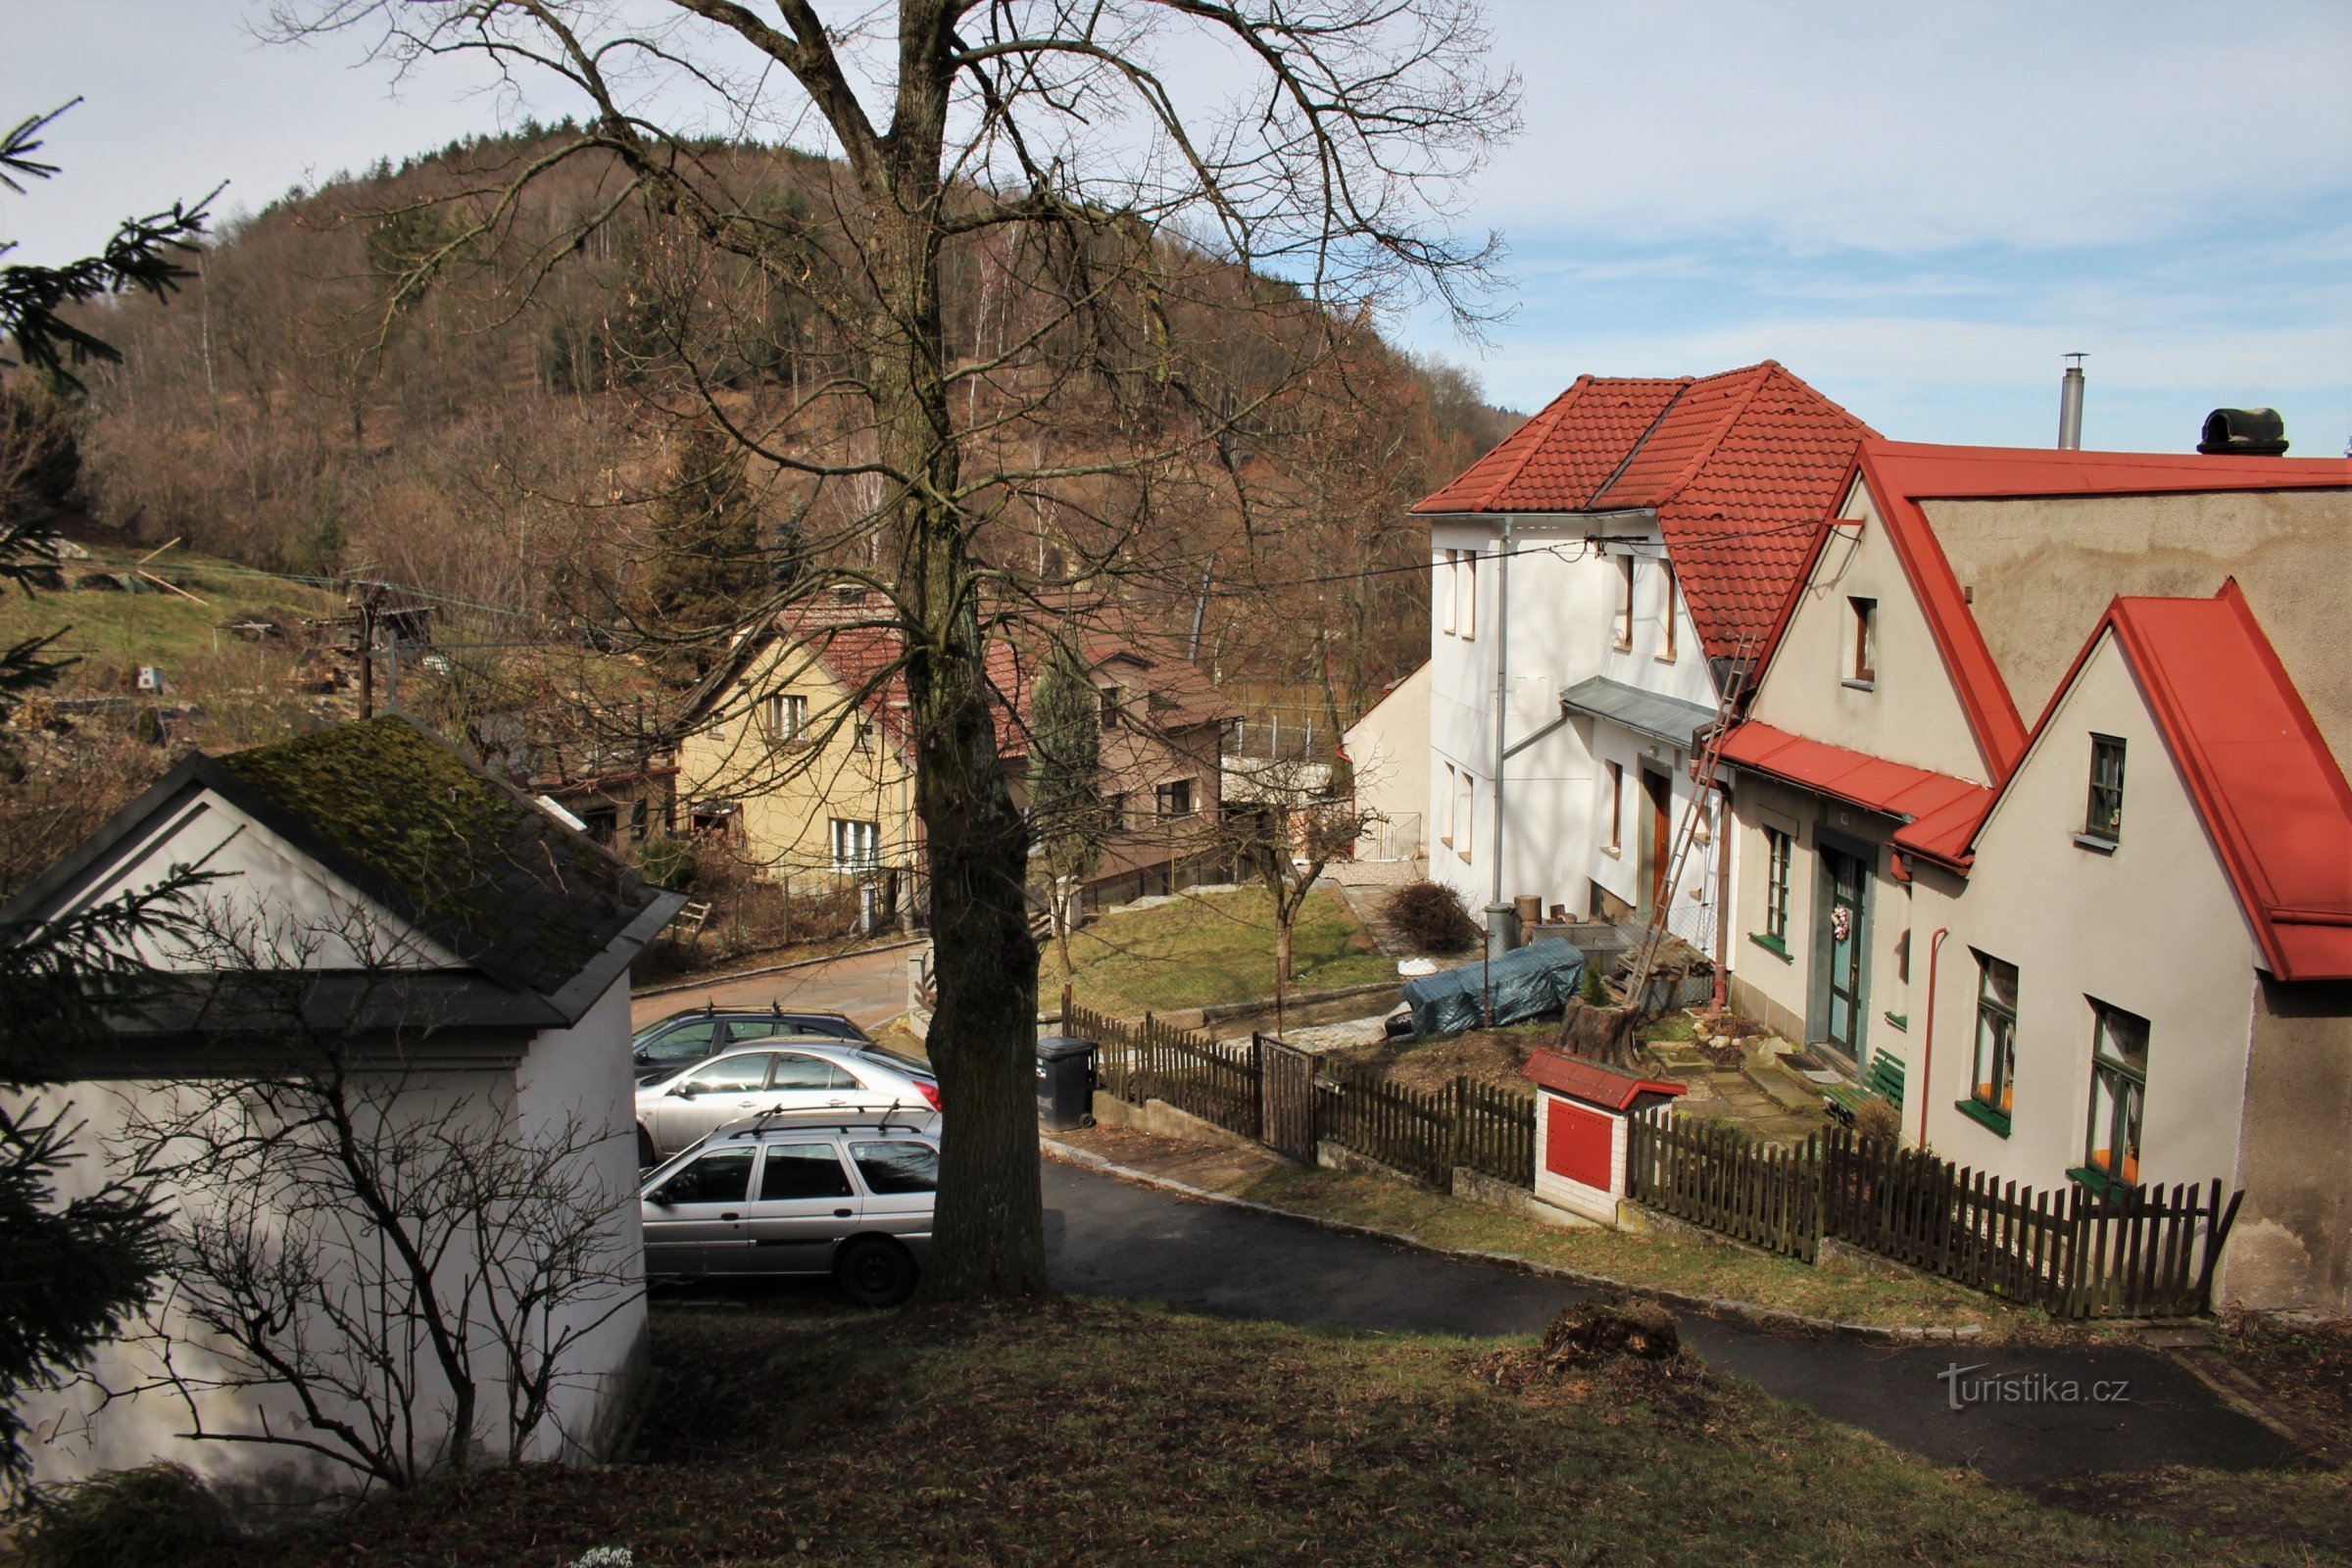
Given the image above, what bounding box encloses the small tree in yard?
[1026,641,1102,974]
[1221,756,1376,996]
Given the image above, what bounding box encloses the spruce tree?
[646,423,765,633]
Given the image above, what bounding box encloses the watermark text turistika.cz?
[1939,1363,2131,1411]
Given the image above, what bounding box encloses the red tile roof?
[1717,720,1995,870]
[1982,581,2352,981]
[1762,439,2352,781]
[1520,1049,1687,1112]
[1410,363,1875,663]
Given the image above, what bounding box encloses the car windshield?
[857,1045,933,1078]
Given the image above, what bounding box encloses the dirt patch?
[1051,1123,1287,1190]
[1320,1026,1553,1094]
[2211,1310,2352,1466]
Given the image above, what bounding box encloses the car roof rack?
[721,1099,938,1141]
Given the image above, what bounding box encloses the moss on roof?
[216,714,656,995]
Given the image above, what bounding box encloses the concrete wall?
[2231,979,2352,1313]
[1751,484,1997,785]
[1925,488,2352,763]
[1913,635,2259,1204]
[1344,662,1431,862]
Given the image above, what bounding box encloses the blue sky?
[5,0,2346,455]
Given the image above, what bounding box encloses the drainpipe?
[1487,521,1516,958]
[1919,927,1950,1146]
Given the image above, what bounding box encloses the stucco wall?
[676,641,917,891]
[1925,488,2352,762]
[1750,484,1996,785]
[1914,636,2258,1202]
[1344,662,1431,861]
[2230,979,2352,1313]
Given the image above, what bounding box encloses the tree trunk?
[863,31,1047,1298]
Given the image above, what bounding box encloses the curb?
[1040,1137,1985,1346]
[634,937,928,999]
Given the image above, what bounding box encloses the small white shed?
[1522,1049,1686,1225]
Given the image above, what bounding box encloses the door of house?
[1818,847,1867,1062]
[1639,767,1673,915]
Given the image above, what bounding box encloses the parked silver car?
[638,1109,939,1304]
[633,1039,940,1165]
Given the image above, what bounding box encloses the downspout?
[1711,781,1732,1009]
[1487,520,1515,957]
[1919,927,1950,1147]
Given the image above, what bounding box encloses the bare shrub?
[1380,880,1480,955]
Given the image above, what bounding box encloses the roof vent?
[2198,408,2289,456]
[2057,353,2086,450]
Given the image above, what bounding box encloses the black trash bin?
[1035,1035,1098,1131]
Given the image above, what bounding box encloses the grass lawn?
[184,1295,2346,1567]
[0,545,345,685]
[1043,885,1396,1016]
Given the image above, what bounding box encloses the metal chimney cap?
[2198,408,2289,457]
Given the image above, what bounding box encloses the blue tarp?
[1397,938,1588,1037]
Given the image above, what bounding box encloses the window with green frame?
[2084,1001,2149,1190]
[2084,735,2125,842]
[1971,953,2018,1120]
[1764,826,1792,942]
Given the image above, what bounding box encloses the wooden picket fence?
[1627,1110,2241,1319]
[1071,1001,1538,1190]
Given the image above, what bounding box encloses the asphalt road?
[631,944,920,1035]
[1042,1160,2298,1486]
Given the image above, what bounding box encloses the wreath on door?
[1830,906,1853,944]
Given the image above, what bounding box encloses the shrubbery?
[1379,880,1480,954]
[15,1464,226,1568]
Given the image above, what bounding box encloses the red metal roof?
[1717,720,1995,870]
[1410,363,1874,663]
[1520,1049,1688,1111]
[1982,581,2352,981]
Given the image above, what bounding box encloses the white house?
[1911,583,2352,1313]
[1341,662,1431,864]
[4,714,681,1509]
[1408,362,1872,960]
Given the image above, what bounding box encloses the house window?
[1971,953,2018,1123]
[1458,548,1477,640]
[1105,792,1126,833]
[1440,762,1456,846]
[2084,735,2125,843]
[629,799,649,842]
[1613,556,1635,650]
[1764,826,1791,941]
[1848,598,1877,686]
[1456,769,1474,862]
[854,718,875,751]
[1155,779,1194,818]
[580,805,618,847]
[1441,551,1457,636]
[2084,1002,2149,1190]
[1604,761,1624,852]
[830,817,880,872]
[1658,560,1677,662]
[1099,686,1123,730]
[762,693,808,746]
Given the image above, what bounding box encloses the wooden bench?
[1821,1050,1906,1126]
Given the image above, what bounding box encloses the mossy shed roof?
[210,715,663,998]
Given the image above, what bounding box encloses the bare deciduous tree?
[269,0,1518,1298]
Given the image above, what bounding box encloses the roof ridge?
[1478,374,1594,511]
[1588,379,1694,507]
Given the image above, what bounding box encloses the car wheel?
[636,1126,659,1169]
[834,1237,918,1307]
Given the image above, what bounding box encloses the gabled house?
[3,714,679,1502]
[1721,437,2349,1079]
[1342,661,1432,864]
[1917,582,2352,1312]
[1407,362,1872,954]
[674,594,1229,921]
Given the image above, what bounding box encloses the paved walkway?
[630,944,917,1034]
[1042,1158,2297,1486]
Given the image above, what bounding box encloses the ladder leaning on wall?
[1621,635,1758,1016]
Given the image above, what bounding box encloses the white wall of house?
[1750,483,1997,786]
[1912,635,2258,1201]
[1424,517,1725,933]
[1343,662,1431,863]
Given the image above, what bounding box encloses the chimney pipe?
[2057,353,2086,450]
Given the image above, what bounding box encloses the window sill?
[1841,678,1877,693]
[1747,931,1792,963]
[1883,1011,1908,1032]
[2068,1164,2135,1200]
[1611,640,1634,655]
[1653,651,1679,665]
[1598,844,1621,859]
[1956,1098,2012,1138]
[2073,833,2118,855]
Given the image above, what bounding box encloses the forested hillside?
[52,126,1518,714]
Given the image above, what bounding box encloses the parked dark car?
[632,1004,872,1084]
